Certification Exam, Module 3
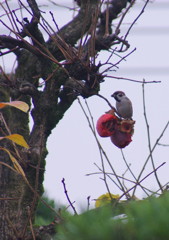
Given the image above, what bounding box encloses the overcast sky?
[0,1,169,212]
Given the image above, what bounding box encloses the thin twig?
[99,148,112,197]
[115,0,136,36]
[85,100,114,198]
[87,196,90,211]
[157,143,169,147]
[120,149,149,197]
[86,169,159,196]
[106,75,161,84]
[86,170,136,184]
[119,162,166,200]
[78,98,128,196]
[105,0,110,36]
[27,207,36,240]
[96,94,115,109]
[100,48,136,75]
[133,120,169,195]
[121,0,150,51]
[61,178,77,215]
[5,215,19,239]
[142,81,163,192]
[113,48,136,67]
[122,164,132,192]
[94,162,122,192]
[121,149,136,180]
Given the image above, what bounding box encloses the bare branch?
[61,178,78,215]
[119,162,166,200]
[142,81,163,192]
[121,0,150,51]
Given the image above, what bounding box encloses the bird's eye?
[118,93,123,97]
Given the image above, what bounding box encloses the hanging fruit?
[96,113,118,137]
[96,109,135,148]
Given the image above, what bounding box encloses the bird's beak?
[111,93,115,98]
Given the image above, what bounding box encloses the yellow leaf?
[0,147,26,177]
[95,193,120,208]
[0,134,29,149]
[0,101,29,112]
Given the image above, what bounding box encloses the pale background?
[0,1,169,211]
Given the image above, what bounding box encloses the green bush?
[56,193,169,240]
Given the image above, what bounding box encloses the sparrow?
[111,91,133,119]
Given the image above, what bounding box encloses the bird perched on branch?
[111,91,133,119]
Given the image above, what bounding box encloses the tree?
[0,0,158,239]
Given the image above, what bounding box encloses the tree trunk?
[0,86,31,239]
